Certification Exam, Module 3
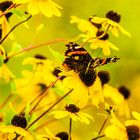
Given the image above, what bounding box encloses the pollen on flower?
[106,10,121,23]
[126,125,140,140]
[98,70,110,85]
[65,104,80,113]
[118,86,130,99]
[11,114,27,128]
[79,70,96,87]
[55,131,68,140]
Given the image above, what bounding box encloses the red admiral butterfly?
[62,42,120,72]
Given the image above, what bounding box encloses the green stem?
[0,15,32,45]
[69,118,72,140]
[0,94,12,109]
[26,89,73,130]
[98,113,110,135]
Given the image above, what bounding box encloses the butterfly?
[62,42,120,73]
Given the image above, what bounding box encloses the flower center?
[79,69,96,87]
[52,68,65,80]
[37,83,47,90]
[126,125,140,140]
[88,16,102,29]
[11,114,27,128]
[106,10,121,23]
[34,54,47,59]
[96,31,109,40]
[65,104,80,113]
[56,132,68,140]
[118,86,130,99]
[98,70,110,85]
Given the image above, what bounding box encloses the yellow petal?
[39,0,53,17]
[103,84,124,104]
[27,1,39,15]
[111,26,119,37]
[132,111,140,121]
[14,0,31,4]
[118,24,131,37]
[89,77,104,106]
[118,101,130,118]
[0,126,33,140]
[48,0,62,17]
[90,17,107,24]
[102,44,111,56]
[105,125,127,140]
[50,110,69,119]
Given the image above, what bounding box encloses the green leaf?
[48,47,64,62]
[10,9,25,17]
[0,55,4,67]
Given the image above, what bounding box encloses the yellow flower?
[13,0,62,17]
[0,45,15,82]
[105,112,140,140]
[70,16,98,35]
[59,70,103,107]
[50,104,93,124]
[14,55,59,111]
[37,128,60,140]
[103,85,130,118]
[82,30,119,56]
[0,125,33,140]
[98,71,130,118]
[90,10,131,37]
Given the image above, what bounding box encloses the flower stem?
[26,89,73,130]
[20,77,61,115]
[7,38,67,60]
[0,15,32,45]
[98,113,110,135]
[0,94,12,109]
[29,76,61,115]
[69,118,72,140]
[91,134,105,140]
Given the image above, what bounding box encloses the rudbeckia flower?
[105,112,140,140]
[59,70,103,107]
[14,55,58,111]
[89,10,131,37]
[50,104,93,124]
[13,0,62,17]
[0,125,33,140]
[0,113,32,140]
[98,71,131,118]
[82,30,119,56]
[37,128,61,140]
